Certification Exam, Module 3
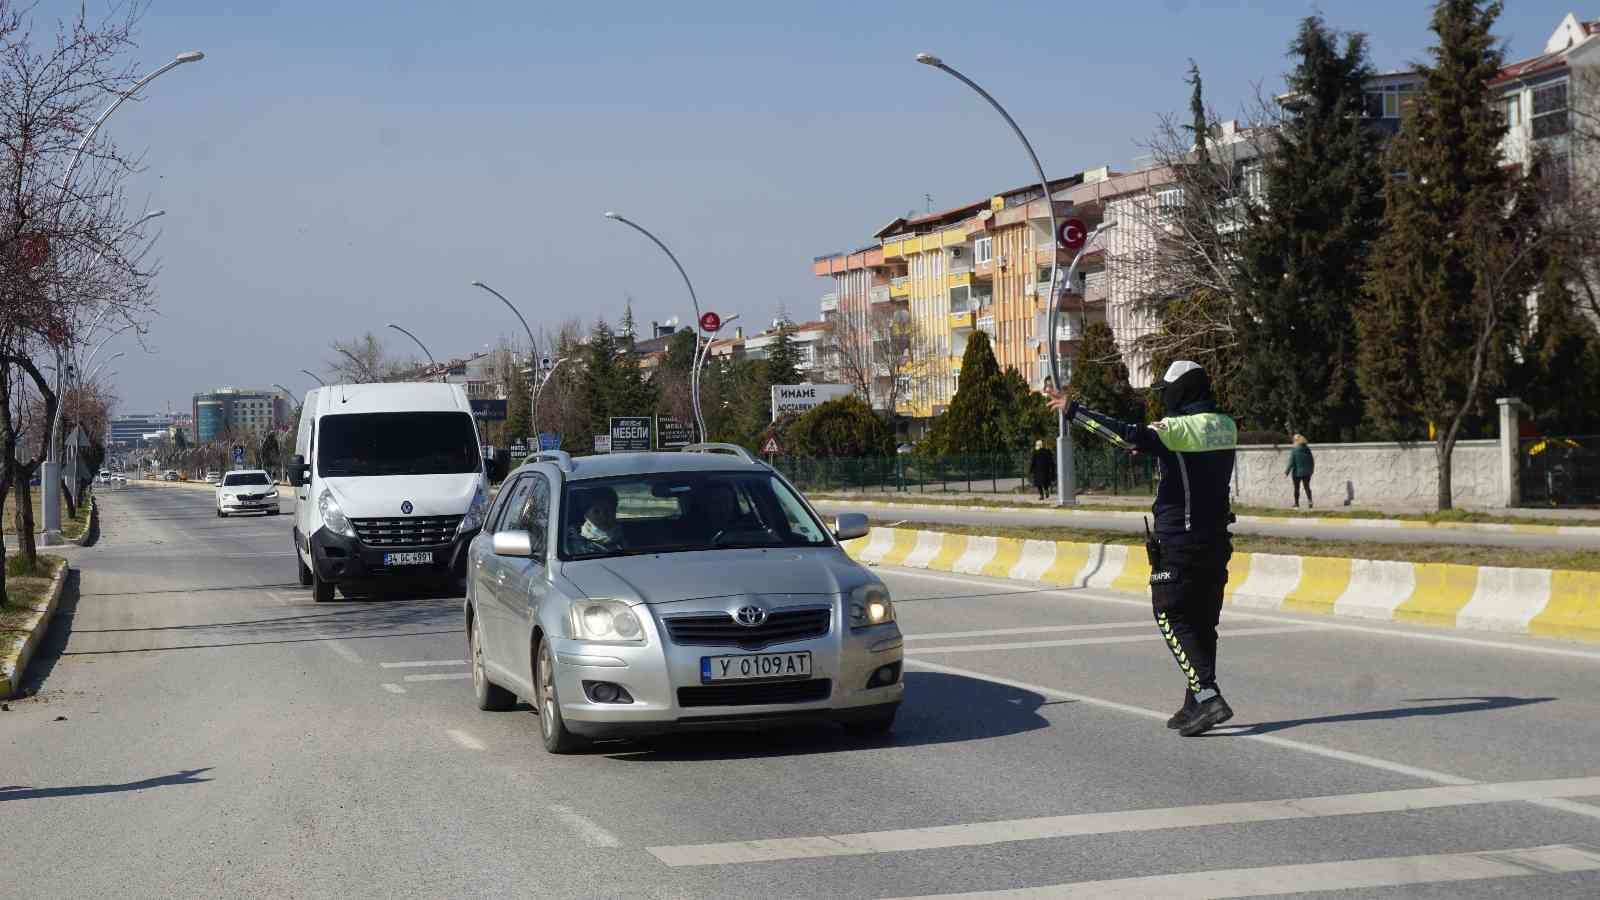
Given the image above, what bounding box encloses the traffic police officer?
[1050,360,1239,736]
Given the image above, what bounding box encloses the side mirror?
[492,529,535,558]
[833,513,870,542]
[288,455,308,487]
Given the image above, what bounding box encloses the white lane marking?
[646,777,1600,867]
[322,639,364,664]
[888,843,1600,899]
[445,729,485,751]
[904,622,1150,642]
[883,567,1600,662]
[550,804,622,848]
[380,659,467,669]
[910,658,1475,785]
[403,672,473,682]
[381,683,406,694]
[908,626,1320,655]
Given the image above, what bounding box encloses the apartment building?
[743,319,831,378]
[1492,13,1596,185]
[192,388,291,443]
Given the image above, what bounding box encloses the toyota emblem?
[733,606,768,627]
[401,500,414,515]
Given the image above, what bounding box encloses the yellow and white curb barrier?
[817,498,1600,538]
[843,527,1600,643]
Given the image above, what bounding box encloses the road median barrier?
[842,526,1600,644]
[1,556,69,700]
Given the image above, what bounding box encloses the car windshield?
[317,412,481,478]
[559,471,830,560]
[223,472,271,486]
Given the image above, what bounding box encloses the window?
[317,412,481,477]
[1532,81,1569,139]
[485,474,526,535]
[1238,163,1265,203]
[1505,94,1522,127]
[518,474,550,561]
[1155,187,1184,218]
[222,472,270,486]
[974,236,994,265]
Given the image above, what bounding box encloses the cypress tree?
[1236,16,1386,440]
[765,310,803,389]
[1358,0,1538,508]
[1520,252,1600,433]
[924,331,1007,454]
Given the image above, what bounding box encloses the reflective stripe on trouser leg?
[1156,610,1201,693]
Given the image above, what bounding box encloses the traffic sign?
[1058,218,1087,250]
[699,311,722,333]
[537,432,561,451]
[761,435,783,456]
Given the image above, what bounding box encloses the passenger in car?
[702,482,759,536]
[568,487,624,554]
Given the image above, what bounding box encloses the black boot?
[1166,690,1197,729]
[1179,688,1233,737]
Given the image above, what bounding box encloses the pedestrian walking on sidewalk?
[1048,361,1238,737]
[1286,434,1315,509]
[1029,440,1053,500]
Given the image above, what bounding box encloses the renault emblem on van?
[401,500,413,515]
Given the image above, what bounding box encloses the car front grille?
[678,679,832,708]
[350,515,463,547]
[236,493,266,502]
[663,608,831,650]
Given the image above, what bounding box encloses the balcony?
[949,309,975,331]
[976,314,995,333]
[820,291,839,313]
[1084,270,1108,304]
[945,271,972,290]
[869,285,891,305]
[889,277,911,299]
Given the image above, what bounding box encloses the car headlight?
[569,599,646,644]
[849,583,896,629]
[457,484,489,535]
[318,489,356,538]
[266,488,278,499]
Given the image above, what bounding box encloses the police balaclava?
[1159,360,1213,414]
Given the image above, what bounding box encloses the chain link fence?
[772,445,1156,497]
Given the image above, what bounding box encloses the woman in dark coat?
[1029,440,1054,500]
[1285,434,1315,508]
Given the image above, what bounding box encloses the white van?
[291,382,489,602]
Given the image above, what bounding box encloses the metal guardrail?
[772,447,1155,496]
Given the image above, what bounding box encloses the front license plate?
[383,551,435,566]
[701,651,812,683]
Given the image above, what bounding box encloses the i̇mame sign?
[769,384,852,421]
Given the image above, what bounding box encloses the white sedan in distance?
[216,470,281,517]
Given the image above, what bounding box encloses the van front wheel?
[312,565,335,603]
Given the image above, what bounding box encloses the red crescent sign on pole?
[699,311,722,332]
[1058,218,1087,250]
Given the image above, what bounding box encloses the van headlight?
[569,599,646,644]
[849,584,895,629]
[457,484,489,535]
[318,489,356,538]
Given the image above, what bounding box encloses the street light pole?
[692,314,739,427]
[604,211,709,442]
[530,357,569,448]
[386,322,438,374]
[469,280,539,447]
[43,51,203,544]
[916,51,1079,506]
[301,369,327,387]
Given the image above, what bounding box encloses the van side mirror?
[289,455,308,487]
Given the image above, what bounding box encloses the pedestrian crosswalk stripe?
[886,843,1600,899]
[380,659,467,668]
[402,672,471,682]
[646,777,1600,867]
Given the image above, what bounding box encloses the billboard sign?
[470,398,508,421]
[609,416,653,453]
[656,416,697,450]
[593,434,611,454]
[770,383,853,421]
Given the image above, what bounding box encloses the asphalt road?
[5,484,1600,898]
[811,499,1600,551]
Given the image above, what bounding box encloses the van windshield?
[317,412,481,478]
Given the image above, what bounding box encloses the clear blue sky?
[99,0,1582,414]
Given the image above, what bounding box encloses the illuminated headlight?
[569,599,646,644]
[318,489,356,538]
[849,584,896,629]
[457,484,489,535]
[266,489,279,499]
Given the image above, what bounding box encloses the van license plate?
[383,552,434,566]
[701,652,812,683]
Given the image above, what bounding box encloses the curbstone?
[66,497,97,546]
[0,559,69,700]
[844,526,1600,644]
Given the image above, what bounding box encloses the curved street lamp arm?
[470,281,537,350]
[385,323,437,367]
[605,212,708,439]
[301,369,327,387]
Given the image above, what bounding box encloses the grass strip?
[817,492,1600,528]
[0,554,67,633]
[866,518,1600,573]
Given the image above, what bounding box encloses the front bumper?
[309,525,478,585]
[219,494,280,512]
[550,610,905,738]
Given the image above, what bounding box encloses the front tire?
[535,639,587,754]
[470,613,516,711]
[216,509,226,518]
[297,553,314,586]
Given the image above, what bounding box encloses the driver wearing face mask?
[568,487,624,554]
[1048,360,1239,737]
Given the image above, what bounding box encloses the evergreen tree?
[581,319,624,435]
[1520,252,1600,433]
[784,395,893,458]
[615,302,659,416]
[923,332,1008,454]
[1235,16,1386,440]
[1185,59,1211,166]
[663,329,697,374]
[1358,0,1539,508]
[995,368,1055,453]
[505,365,532,445]
[1066,323,1141,421]
[765,310,802,389]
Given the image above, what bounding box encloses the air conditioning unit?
[950,247,963,258]
[998,254,1009,269]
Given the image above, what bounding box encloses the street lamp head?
[914,52,943,66]
[469,279,485,288]
[175,51,205,64]
[603,211,619,219]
